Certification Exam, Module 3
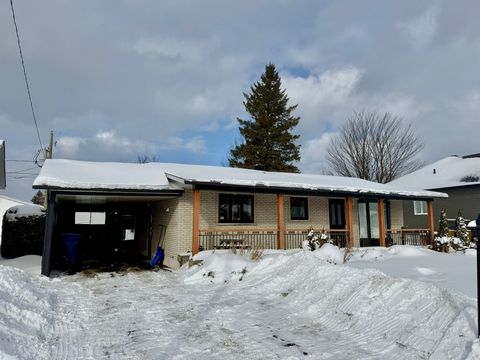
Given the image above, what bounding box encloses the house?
[33,159,446,276]
[389,154,480,230]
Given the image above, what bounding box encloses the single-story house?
[389,154,480,230]
[33,159,446,276]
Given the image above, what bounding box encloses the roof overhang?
[188,181,445,200]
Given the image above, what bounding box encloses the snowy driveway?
[1,250,478,359]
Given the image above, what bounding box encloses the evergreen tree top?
[229,63,301,173]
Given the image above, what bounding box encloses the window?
[414,201,428,215]
[74,211,106,225]
[219,194,254,223]
[290,197,308,220]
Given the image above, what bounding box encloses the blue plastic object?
[62,233,80,264]
[150,247,164,268]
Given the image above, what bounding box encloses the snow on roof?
[34,159,445,198]
[33,159,178,191]
[389,155,480,191]
[159,162,445,198]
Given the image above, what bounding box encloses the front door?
[329,199,345,229]
[358,201,380,247]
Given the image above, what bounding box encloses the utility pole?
[44,131,53,208]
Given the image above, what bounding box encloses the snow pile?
[348,246,477,298]
[184,251,254,284]
[312,243,344,264]
[0,247,478,358]
[0,255,41,274]
[5,204,45,221]
[0,266,86,359]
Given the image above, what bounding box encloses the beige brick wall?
[199,190,277,230]
[283,195,330,230]
[152,190,193,268]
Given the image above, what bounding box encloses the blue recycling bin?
[62,233,80,264]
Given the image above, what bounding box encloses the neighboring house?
[389,154,480,230]
[0,195,30,245]
[33,159,446,276]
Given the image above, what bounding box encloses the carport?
[33,159,183,276]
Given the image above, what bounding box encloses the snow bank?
[5,204,45,221]
[0,255,42,274]
[312,243,344,264]
[185,250,476,358]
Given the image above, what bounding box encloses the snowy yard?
[1,247,479,359]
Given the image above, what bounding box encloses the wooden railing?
[199,228,349,251]
[199,228,432,251]
[386,229,432,247]
[285,229,348,249]
[199,229,278,250]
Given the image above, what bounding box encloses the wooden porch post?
[345,197,354,247]
[378,199,386,247]
[192,189,200,255]
[277,194,285,250]
[427,200,435,244]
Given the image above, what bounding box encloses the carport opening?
[50,194,174,273]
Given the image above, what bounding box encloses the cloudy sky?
[1,0,479,201]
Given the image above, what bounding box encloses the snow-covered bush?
[304,228,331,251]
[434,209,470,252]
[455,210,470,248]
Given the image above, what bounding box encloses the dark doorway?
[358,201,380,247]
[329,199,345,229]
[54,201,152,271]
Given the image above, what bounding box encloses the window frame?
[413,200,428,215]
[218,194,254,223]
[290,197,309,220]
[74,211,106,225]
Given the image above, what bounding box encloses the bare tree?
[326,111,424,183]
[137,155,158,164]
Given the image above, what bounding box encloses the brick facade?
[153,189,405,268]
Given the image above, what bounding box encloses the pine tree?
[455,210,469,246]
[438,208,449,237]
[229,63,301,172]
[31,190,45,205]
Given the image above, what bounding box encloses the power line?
[9,0,44,151]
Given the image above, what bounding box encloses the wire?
[9,0,44,151]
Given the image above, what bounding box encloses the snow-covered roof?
[33,159,446,198]
[389,155,480,191]
[33,159,180,191]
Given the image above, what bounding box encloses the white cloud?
[284,67,363,108]
[132,38,204,61]
[299,132,336,174]
[399,7,439,48]
[161,136,207,154]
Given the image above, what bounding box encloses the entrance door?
[358,201,379,247]
[329,199,345,229]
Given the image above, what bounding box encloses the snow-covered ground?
[0,247,479,359]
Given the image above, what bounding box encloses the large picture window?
[414,201,427,215]
[290,197,308,220]
[219,194,254,223]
